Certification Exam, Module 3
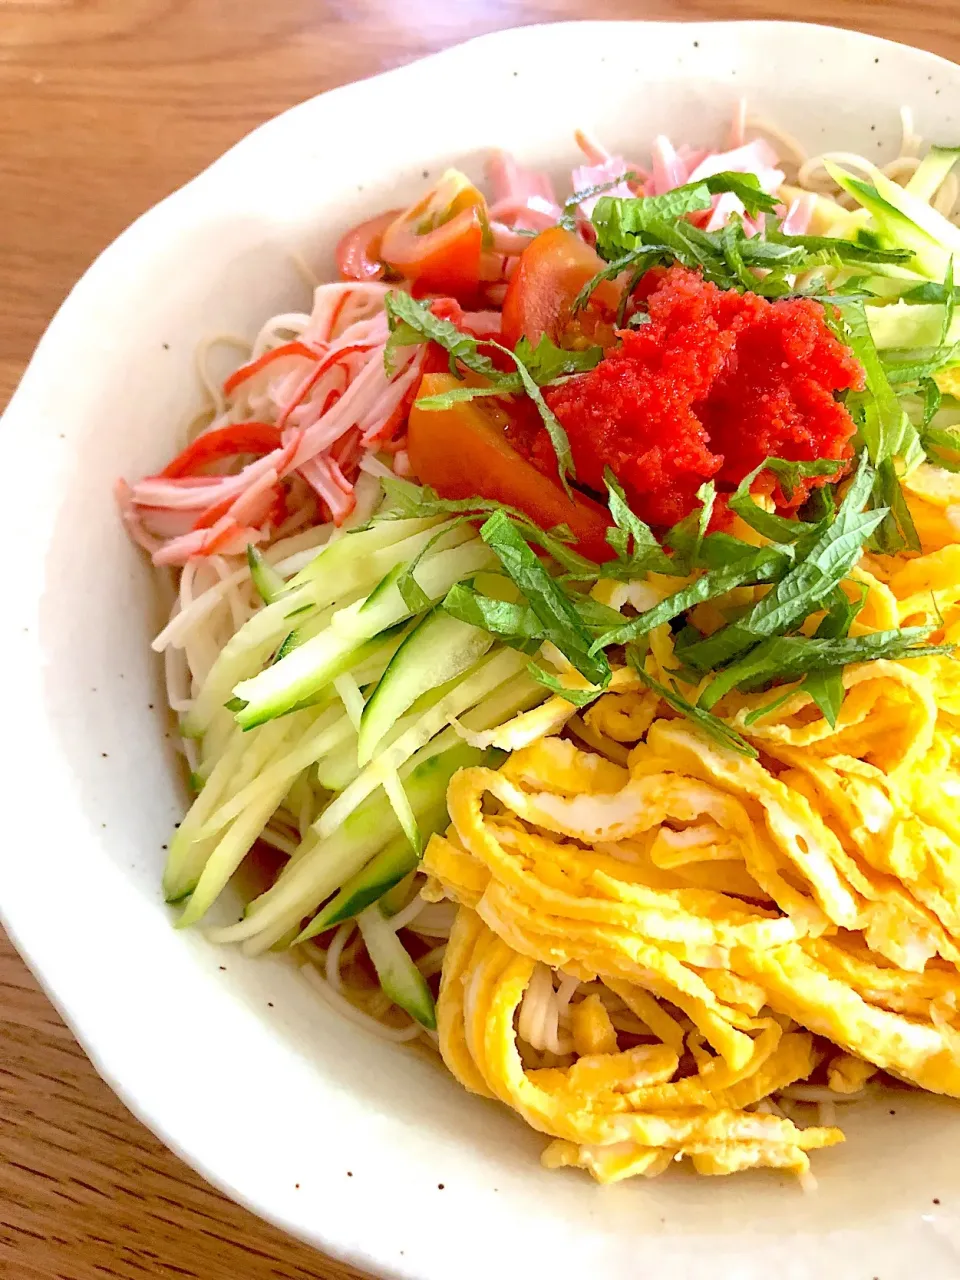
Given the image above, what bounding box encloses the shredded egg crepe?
[422,531,960,1182]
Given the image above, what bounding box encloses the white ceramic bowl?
[4,19,960,1280]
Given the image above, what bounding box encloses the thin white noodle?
[325,921,356,989]
[745,114,807,169]
[206,554,248,634]
[249,312,313,361]
[777,1083,874,1103]
[797,150,882,190]
[388,895,428,932]
[408,899,457,937]
[554,973,581,1024]
[301,963,422,1042]
[163,641,193,714]
[415,945,447,978]
[518,963,549,1047]
[195,334,251,418]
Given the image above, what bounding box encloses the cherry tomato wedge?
[380,170,488,302]
[408,373,614,563]
[501,226,621,350]
[336,210,402,282]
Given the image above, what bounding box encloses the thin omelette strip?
[804,935,960,1017]
[445,763,799,953]
[738,941,960,1097]
[637,721,866,928]
[474,881,759,1068]
[501,739,829,932]
[773,749,960,966]
[728,661,937,774]
[438,910,841,1182]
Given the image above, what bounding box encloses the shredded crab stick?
[119,284,501,564]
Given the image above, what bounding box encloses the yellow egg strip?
[643,721,865,927]
[738,942,960,1097]
[500,735,628,795]
[585,689,659,744]
[729,661,937,774]
[541,1139,675,1184]
[437,909,840,1179]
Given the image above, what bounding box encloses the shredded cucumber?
[826,159,960,281]
[163,469,553,1026]
[231,539,496,728]
[357,607,494,766]
[163,712,311,902]
[905,145,960,204]
[356,904,436,1030]
[867,302,960,350]
[314,647,528,840]
[183,518,454,737]
[299,825,436,937]
[209,741,483,954]
[247,545,286,605]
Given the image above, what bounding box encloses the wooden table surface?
[2,1,959,1276]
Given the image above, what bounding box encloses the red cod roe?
[517,266,866,527]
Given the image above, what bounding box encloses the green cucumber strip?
[181,597,310,738]
[905,146,960,204]
[333,671,367,730]
[184,520,455,737]
[231,539,496,729]
[316,737,360,792]
[867,301,960,350]
[298,826,431,937]
[321,667,544,794]
[247,545,286,604]
[163,714,305,902]
[303,740,506,935]
[208,742,482,952]
[193,710,352,843]
[826,159,960,281]
[285,516,443,590]
[455,670,548,734]
[314,647,528,840]
[176,781,299,929]
[273,604,338,663]
[194,707,239,780]
[357,607,494,766]
[382,769,421,854]
[317,670,472,793]
[356,904,436,1030]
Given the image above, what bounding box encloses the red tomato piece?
[336,210,402,282]
[379,170,488,302]
[501,226,621,351]
[407,373,614,563]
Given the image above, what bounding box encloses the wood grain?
[0,2,958,1277]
